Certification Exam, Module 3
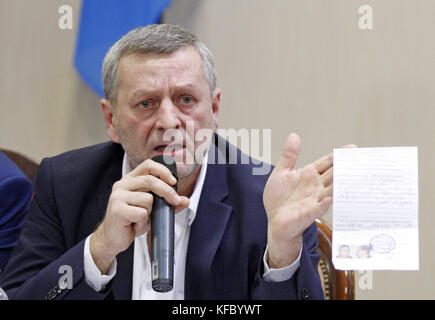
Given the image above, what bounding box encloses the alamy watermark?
[58,265,73,289]
[358,270,374,290]
[58,5,73,30]
[359,5,374,30]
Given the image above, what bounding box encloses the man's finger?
[123,205,149,225]
[321,167,333,187]
[175,197,190,213]
[312,196,332,220]
[127,159,177,185]
[312,144,357,174]
[122,191,153,211]
[276,133,301,171]
[318,185,333,202]
[132,219,149,237]
[340,144,358,149]
[124,175,181,206]
[313,153,333,175]
[120,175,174,192]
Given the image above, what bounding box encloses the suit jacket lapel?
[185,142,233,299]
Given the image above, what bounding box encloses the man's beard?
[175,161,201,179]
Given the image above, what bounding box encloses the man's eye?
[180,96,194,104]
[138,100,152,109]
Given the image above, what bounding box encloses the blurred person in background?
[0,150,32,272]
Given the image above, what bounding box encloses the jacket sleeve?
[0,158,112,300]
[250,222,324,300]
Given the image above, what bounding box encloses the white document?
[332,147,419,270]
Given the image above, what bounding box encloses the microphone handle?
[151,195,174,292]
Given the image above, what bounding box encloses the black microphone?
[150,155,177,292]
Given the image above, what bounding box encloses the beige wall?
[0,0,107,161]
[0,0,434,299]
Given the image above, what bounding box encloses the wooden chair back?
[316,219,355,299]
[1,149,39,180]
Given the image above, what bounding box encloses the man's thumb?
[277,133,301,170]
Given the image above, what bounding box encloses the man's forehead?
[117,47,205,89]
[118,47,202,74]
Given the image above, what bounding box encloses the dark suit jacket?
[0,135,324,300]
[0,151,32,272]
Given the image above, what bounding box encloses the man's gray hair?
[102,24,217,105]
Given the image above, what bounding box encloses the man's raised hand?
[263,133,355,269]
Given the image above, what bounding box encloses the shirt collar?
[121,153,208,226]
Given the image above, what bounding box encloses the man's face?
[102,46,220,179]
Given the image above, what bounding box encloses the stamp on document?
[369,234,396,254]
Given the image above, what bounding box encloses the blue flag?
[74,0,171,98]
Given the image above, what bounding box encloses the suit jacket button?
[45,288,58,300]
[301,288,310,300]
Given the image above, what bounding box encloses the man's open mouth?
[153,144,185,157]
[154,144,184,151]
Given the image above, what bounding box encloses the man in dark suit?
[0,24,345,299]
[0,151,32,272]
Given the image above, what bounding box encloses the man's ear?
[101,98,121,143]
[211,88,221,131]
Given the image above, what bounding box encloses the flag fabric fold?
[74,0,171,97]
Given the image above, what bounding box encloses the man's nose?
[155,98,181,130]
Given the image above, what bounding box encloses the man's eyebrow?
[172,83,200,91]
[128,83,202,101]
[130,89,152,99]
[128,89,158,103]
